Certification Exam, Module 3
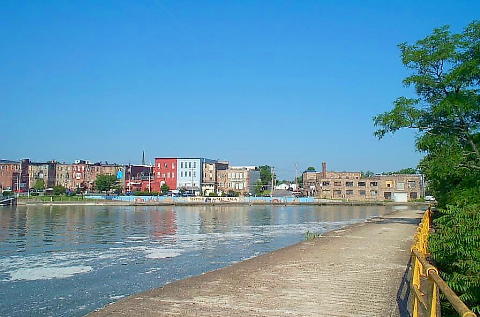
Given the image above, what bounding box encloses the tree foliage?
[258,165,274,187]
[381,168,418,175]
[52,185,66,196]
[160,184,169,194]
[306,166,316,172]
[33,179,45,191]
[374,21,480,314]
[95,174,118,193]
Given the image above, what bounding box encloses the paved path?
[90,208,422,317]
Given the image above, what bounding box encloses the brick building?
[303,162,424,202]
[202,161,229,195]
[0,160,20,192]
[28,161,57,189]
[154,158,177,192]
[217,166,260,195]
[55,163,74,189]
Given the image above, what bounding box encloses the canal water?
[0,204,396,316]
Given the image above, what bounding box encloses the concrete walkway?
[90,208,422,317]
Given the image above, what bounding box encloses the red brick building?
[154,158,177,191]
[0,160,20,192]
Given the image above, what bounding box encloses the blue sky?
[1,0,478,179]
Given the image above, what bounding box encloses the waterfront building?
[217,166,260,195]
[28,161,57,189]
[302,162,424,202]
[55,163,74,189]
[0,160,20,192]
[69,160,125,192]
[154,158,177,192]
[125,164,153,192]
[202,161,229,196]
[177,158,214,195]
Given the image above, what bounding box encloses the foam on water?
[144,248,182,259]
[9,265,92,281]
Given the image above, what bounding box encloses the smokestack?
[322,162,327,178]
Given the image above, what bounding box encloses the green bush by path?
[430,203,480,315]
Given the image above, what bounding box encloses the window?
[358,182,366,187]
[172,172,174,178]
[167,172,170,178]
[396,182,405,190]
[359,190,366,195]
[172,163,175,169]
[158,163,161,168]
[369,182,378,187]
[410,192,418,199]
[408,181,416,189]
[181,162,184,168]
[384,192,392,200]
[181,171,183,177]
[164,163,167,168]
[346,181,354,187]
[370,190,377,196]
[189,171,191,177]
[193,162,196,168]
[333,190,342,197]
[239,183,244,190]
[346,190,353,195]
[189,162,191,168]
[322,181,330,186]
[385,181,393,188]
[334,181,342,186]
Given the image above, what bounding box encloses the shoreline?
[88,207,422,316]
[13,200,430,207]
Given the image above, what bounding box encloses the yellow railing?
[411,208,477,317]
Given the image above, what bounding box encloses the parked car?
[425,195,436,201]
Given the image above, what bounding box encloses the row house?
[125,164,154,192]
[303,162,424,202]
[153,158,225,195]
[202,161,229,195]
[217,166,261,195]
[0,160,20,191]
[71,160,125,191]
[28,161,57,189]
[55,163,74,189]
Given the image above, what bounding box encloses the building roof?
[0,159,19,164]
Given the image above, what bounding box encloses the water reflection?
[0,204,394,317]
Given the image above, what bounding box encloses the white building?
[176,158,216,195]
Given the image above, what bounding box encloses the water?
[0,204,394,316]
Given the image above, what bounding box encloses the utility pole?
[270,166,275,197]
[294,163,298,190]
[148,161,152,193]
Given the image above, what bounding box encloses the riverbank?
[15,198,430,207]
[89,207,422,317]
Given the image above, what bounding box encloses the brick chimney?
[322,162,327,178]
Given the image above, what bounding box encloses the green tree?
[53,185,66,196]
[361,171,375,178]
[258,165,273,186]
[381,168,418,175]
[33,179,45,191]
[373,21,480,314]
[254,180,264,196]
[306,166,316,171]
[95,174,118,194]
[161,184,169,194]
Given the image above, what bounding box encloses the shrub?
[430,203,480,315]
